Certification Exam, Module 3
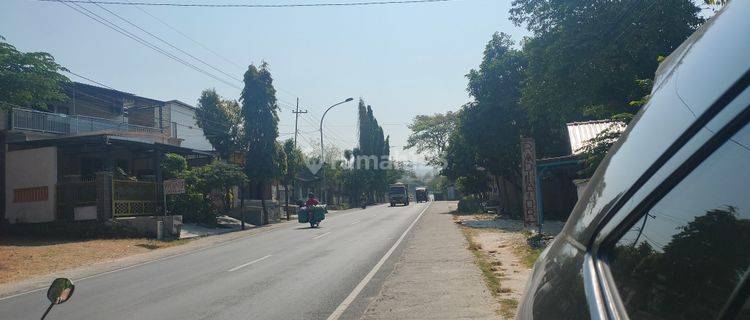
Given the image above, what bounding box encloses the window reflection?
[607,124,750,320]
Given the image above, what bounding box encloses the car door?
[584,84,750,320]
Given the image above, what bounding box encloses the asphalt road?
[0,202,431,320]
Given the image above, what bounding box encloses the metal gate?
[113,180,157,217]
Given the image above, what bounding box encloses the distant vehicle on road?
[518,3,750,319]
[388,183,409,206]
[415,187,428,203]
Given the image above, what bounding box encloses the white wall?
[167,102,213,151]
[6,147,57,223]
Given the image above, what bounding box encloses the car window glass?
[606,123,750,320]
[736,296,750,320]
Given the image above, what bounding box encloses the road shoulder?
[359,201,497,319]
[0,218,299,300]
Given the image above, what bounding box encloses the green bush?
[458,195,483,213]
[168,194,215,225]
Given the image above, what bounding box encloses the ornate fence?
[113,180,158,217]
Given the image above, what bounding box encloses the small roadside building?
[533,119,626,222]
[0,82,211,234]
[565,120,627,197]
[5,134,206,223]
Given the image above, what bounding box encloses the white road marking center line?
[227,254,272,272]
[312,231,332,240]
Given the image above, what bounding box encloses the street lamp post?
[320,97,354,204]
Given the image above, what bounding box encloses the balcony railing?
[10,108,162,135]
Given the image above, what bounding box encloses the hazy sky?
[1,0,527,167]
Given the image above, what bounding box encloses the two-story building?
[0,82,211,230]
[163,100,213,152]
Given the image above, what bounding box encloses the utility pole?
[292,98,307,148]
[292,98,307,203]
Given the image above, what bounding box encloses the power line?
[58,1,242,90]
[54,1,326,127]
[54,4,345,145]
[88,0,243,83]
[278,100,354,146]
[64,70,115,89]
[127,1,244,70]
[41,0,457,8]
[93,0,312,108]
[304,107,354,144]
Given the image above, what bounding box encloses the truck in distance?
[388,183,409,207]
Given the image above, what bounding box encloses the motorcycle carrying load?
[298,205,326,223]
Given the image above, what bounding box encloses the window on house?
[605,123,750,320]
[14,186,49,203]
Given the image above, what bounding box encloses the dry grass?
[460,226,517,319]
[499,298,519,316]
[0,237,190,285]
[520,248,544,268]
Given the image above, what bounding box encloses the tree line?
[196,72,405,211]
[406,0,722,215]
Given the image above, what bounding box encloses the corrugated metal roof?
[566,120,626,155]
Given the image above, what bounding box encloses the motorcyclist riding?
[305,193,319,206]
[305,193,319,222]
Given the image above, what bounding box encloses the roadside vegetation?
[406,0,722,216]
[460,224,518,319]
[453,204,566,319]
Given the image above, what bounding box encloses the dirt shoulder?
[454,211,564,319]
[0,237,190,285]
[0,219,298,299]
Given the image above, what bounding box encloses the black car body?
[518,2,750,319]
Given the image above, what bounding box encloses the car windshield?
[0,1,738,319]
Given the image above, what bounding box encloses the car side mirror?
[41,278,75,320]
[47,278,75,305]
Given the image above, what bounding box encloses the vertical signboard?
[164,179,186,195]
[520,137,538,227]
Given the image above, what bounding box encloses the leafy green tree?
[510,0,702,156]
[240,62,280,224]
[195,88,242,160]
[404,111,456,167]
[184,161,248,210]
[0,36,69,110]
[281,138,303,207]
[161,153,188,179]
[162,154,246,224]
[442,114,489,196]
[441,33,527,213]
[464,32,527,190]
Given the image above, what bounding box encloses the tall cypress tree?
[240,62,279,224]
[354,98,390,202]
